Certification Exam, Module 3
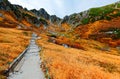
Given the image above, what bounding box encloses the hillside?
[0,0,120,79]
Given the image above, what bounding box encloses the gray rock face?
[50,15,61,24]
[61,10,90,27]
[30,8,61,25]
[0,13,3,17]
[30,8,50,20]
[116,46,120,50]
[0,0,12,10]
[61,15,69,23]
[0,0,3,2]
[39,8,50,20]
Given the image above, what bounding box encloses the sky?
[8,0,119,18]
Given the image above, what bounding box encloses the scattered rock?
[0,13,3,17]
[62,44,69,48]
[17,25,22,29]
[116,46,120,50]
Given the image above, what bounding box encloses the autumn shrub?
[109,41,118,47]
[70,42,85,50]
[52,36,85,50]
[99,38,112,43]
[55,36,70,45]
[116,40,120,45]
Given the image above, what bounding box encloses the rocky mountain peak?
[39,8,46,13]
[0,0,11,10]
[30,8,50,20]
[50,15,61,24]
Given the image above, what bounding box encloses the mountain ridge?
[0,0,62,30]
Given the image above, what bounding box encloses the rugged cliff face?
[50,15,61,24]
[30,8,50,20]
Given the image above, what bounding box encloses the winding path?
[8,33,45,79]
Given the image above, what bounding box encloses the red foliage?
[116,40,120,45]
[109,41,117,47]
[49,36,85,50]
[99,38,112,43]
[70,42,85,50]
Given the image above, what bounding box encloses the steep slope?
[0,0,62,31]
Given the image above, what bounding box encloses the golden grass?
[0,17,3,21]
[37,34,120,79]
[0,27,31,79]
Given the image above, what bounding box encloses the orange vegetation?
[99,38,120,47]
[0,17,3,21]
[53,36,85,50]
[0,27,31,79]
[37,34,120,79]
[0,11,18,28]
[0,11,33,29]
[3,12,17,22]
[75,17,120,38]
[21,20,32,27]
[73,17,120,47]
[61,23,71,32]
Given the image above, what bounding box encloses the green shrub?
[105,16,111,20]
[39,18,48,25]
[81,18,89,24]
[117,3,120,8]
[89,6,114,17]
[113,29,120,39]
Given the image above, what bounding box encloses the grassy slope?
[0,27,31,79]
[37,34,120,79]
